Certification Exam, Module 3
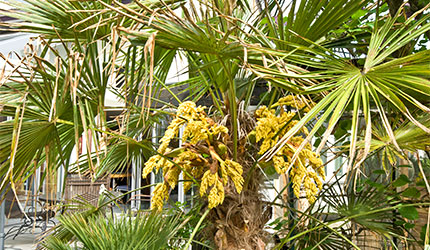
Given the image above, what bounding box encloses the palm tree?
[1,0,430,249]
[102,0,430,248]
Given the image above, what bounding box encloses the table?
[38,194,62,205]
[37,194,61,230]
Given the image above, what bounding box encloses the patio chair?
[66,192,100,211]
[5,192,56,239]
[64,185,117,214]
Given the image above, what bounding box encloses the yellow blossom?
[255,106,274,118]
[175,150,200,193]
[144,101,244,210]
[219,162,229,185]
[302,149,325,178]
[225,160,244,193]
[253,102,324,204]
[211,123,228,135]
[272,155,288,174]
[277,95,312,112]
[200,170,218,197]
[303,175,319,203]
[183,120,209,144]
[165,166,181,189]
[290,161,306,198]
[158,118,184,154]
[151,183,169,211]
[208,179,225,208]
[177,101,197,118]
[142,155,160,179]
[307,171,323,190]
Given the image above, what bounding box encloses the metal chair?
[5,193,56,239]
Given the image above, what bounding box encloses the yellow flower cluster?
[255,106,298,155]
[143,101,244,211]
[151,183,169,211]
[289,155,323,203]
[200,171,224,208]
[158,119,184,154]
[142,155,172,178]
[277,95,312,112]
[254,98,324,203]
[197,158,244,208]
[175,150,200,193]
[223,160,244,193]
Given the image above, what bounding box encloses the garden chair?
[5,192,56,239]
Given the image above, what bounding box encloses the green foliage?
[42,212,185,250]
[39,190,195,250]
[392,174,411,187]
[273,174,427,249]
[402,187,421,199]
[0,0,163,41]
[398,206,419,221]
[1,0,430,248]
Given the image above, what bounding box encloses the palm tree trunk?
[210,170,271,249]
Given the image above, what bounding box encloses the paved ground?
[5,233,38,250]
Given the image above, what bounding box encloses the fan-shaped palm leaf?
[256,9,430,169]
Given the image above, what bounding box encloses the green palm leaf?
[256,10,430,168]
[0,0,151,41]
[42,211,185,250]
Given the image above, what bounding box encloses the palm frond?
[256,10,430,169]
[0,0,148,41]
[42,210,186,250]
